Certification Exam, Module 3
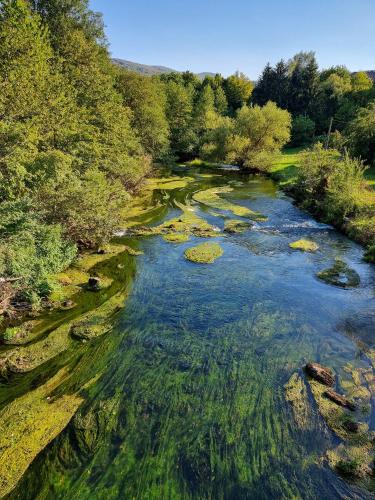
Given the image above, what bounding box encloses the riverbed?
[4,166,375,499]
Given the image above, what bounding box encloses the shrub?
[291,115,315,146]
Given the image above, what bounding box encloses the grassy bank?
[270,148,375,262]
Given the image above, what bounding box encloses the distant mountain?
[112,58,175,76]
[112,58,216,80]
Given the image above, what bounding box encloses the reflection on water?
[10,168,375,499]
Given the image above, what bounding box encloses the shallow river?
[8,167,375,499]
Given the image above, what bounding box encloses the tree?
[348,102,375,166]
[291,115,315,146]
[288,52,319,115]
[163,81,196,158]
[115,70,169,159]
[224,72,254,113]
[231,102,291,169]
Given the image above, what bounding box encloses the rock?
[96,248,106,255]
[342,420,359,433]
[305,362,335,386]
[324,388,356,411]
[62,300,75,309]
[88,277,101,291]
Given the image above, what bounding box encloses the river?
[5,165,375,499]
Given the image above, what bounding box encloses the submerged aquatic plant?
[163,233,190,243]
[184,242,223,263]
[317,259,360,288]
[289,239,319,252]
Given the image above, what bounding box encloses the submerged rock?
[305,362,335,386]
[324,389,356,411]
[224,220,253,234]
[88,277,101,291]
[342,419,359,433]
[317,259,360,288]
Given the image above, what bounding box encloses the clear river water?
[6,166,375,499]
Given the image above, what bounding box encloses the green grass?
[270,147,304,186]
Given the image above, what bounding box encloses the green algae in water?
[5,166,375,499]
[193,186,267,220]
[289,239,319,252]
[224,219,253,234]
[184,242,223,263]
[317,259,360,288]
[163,233,190,243]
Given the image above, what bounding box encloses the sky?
[89,0,375,79]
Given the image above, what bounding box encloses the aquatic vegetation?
[317,259,360,288]
[0,368,83,498]
[163,233,190,243]
[289,239,319,252]
[131,203,219,239]
[193,186,266,220]
[224,219,253,234]
[184,242,223,263]
[284,372,311,429]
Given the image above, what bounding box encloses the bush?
[295,144,369,224]
[0,199,76,304]
[291,115,315,146]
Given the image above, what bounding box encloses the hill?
[112,58,216,80]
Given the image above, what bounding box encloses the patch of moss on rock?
[284,372,311,429]
[0,368,83,498]
[224,220,253,234]
[193,187,267,220]
[163,233,190,243]
[317,259,360,288]
[289,239,319,252]
[184,242,223,264]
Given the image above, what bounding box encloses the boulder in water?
[305,362,334,386]
[323,388,356,411]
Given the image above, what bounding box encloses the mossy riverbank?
[271,149,375,263]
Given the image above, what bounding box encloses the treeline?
[253,52,375,160]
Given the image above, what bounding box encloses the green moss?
[289,239,319,252]
[317,259,360,288]
[224,220,252,234]
[163,233,190,243]
[0,368,83,498]
[1,321,42,346]
[184,242,223,264]
[131,203,219,239]
[284,373,311,429]
[193,187,267,220]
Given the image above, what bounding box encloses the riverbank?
[270,148,375,263]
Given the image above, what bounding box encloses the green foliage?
[295,144,370,224]
[224,72,254,113]
[348,102,375,167]
[291,115,315,146]
[231,102,291,170]
[0,200,76,299]
[115,70,169,159]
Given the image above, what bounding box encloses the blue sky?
[90,0,375,79]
